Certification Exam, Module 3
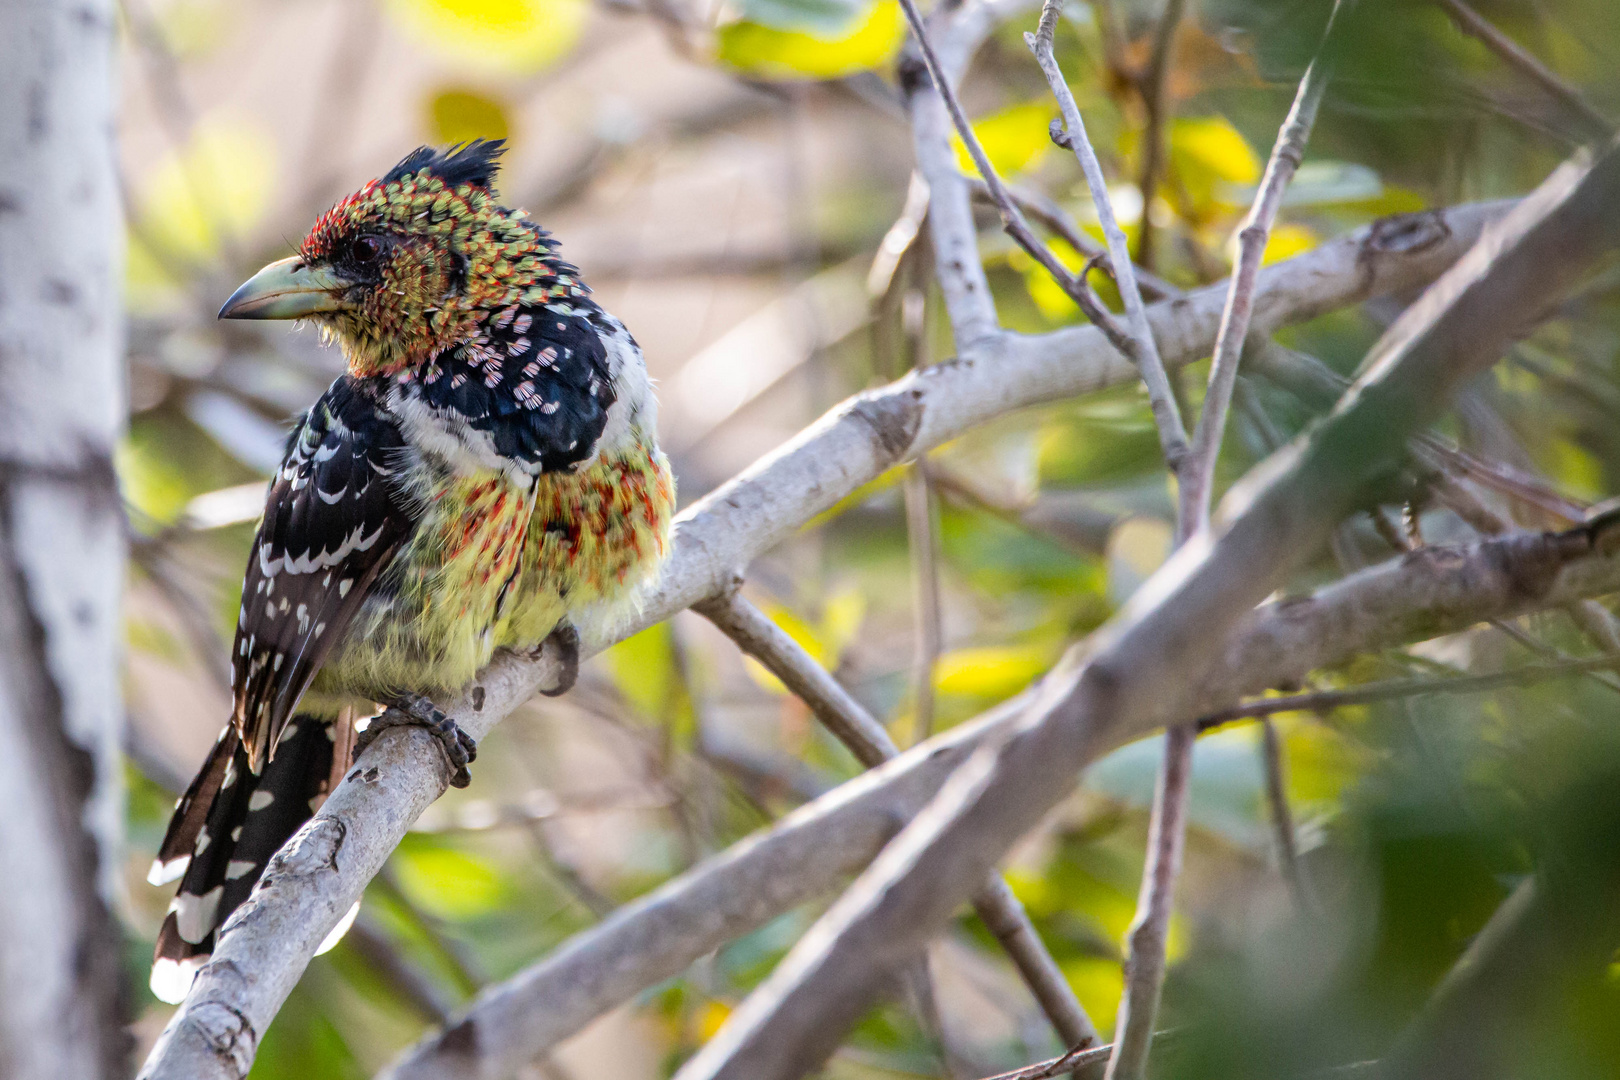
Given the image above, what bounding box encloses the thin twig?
[1436,0,1612,139]
[906,464,943,742]
[894,0,1139,351]
[977,1041,1116,1080]
[1027,0,1190,474]
[1134,0,1188,270]
[1105,725,1193,1080]
[661,133,1620,1080]
[693,589,1102,1057]
[1026,11,1201,1076]
[962,175,1180,301]
[1183,0,1357,533]
[1196,653,1620,729]
[1259,718,1313,912]
[899,283,944,742]
[925,462,1117,556]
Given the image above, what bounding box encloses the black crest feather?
[383,139,506,191]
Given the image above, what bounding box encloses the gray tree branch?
[669,133,1620,1080]
[381,511,1620,1080]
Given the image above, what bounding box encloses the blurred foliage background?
[116,0,1620,1075]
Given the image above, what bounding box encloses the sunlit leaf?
[1281,713,1369,807]
[1061,956,1124,1034]
[428,87,511,146]
[606,622,676,719]
[696,1000,731,1042]
[935,645,1050,700]
[128,118,276,285]
[715,0,905,80]
[391,845,507,919]
[1170,114,1259,215]
[820,587,867,660]
[384,0,588,76]
[952,101,1056,180]
[1260,222,1318,264]
[1172,115,1261,184]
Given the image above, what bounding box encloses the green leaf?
[391,845,507,919]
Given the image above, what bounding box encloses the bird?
[147,139,675,1003]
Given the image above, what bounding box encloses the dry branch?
[670,134,1620,1080]
[1183,0,1354,533]
[696,590,1100,1052]
[381,513,1620,1080]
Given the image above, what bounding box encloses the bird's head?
[220,139,583,376]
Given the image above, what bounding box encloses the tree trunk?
[0,0,128,1074]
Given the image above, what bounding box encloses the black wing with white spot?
[233,376,418,770]
[410,303,617,472]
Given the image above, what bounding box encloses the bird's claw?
[537,622,579,697]
[357,695,477,788]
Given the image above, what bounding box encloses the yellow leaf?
[935,645,1050,700]
[952,101,1056,179]
[384,0,587,75]
[743,602,830,694]
[1170,115,1259,216]
[715,0,905,80]
[1261,222,1317,264]
[1107,515,1172,604]
[607,623,675,718]
[429,87,511,145]
[132,118,276,265]
[696,1000,731,1042]
[1061,957,1124,1035]
[820,587,867,660]
[1171,115,1261,184]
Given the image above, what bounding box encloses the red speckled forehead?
[299,182,384,262]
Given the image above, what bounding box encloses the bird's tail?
[148,714,348,1003]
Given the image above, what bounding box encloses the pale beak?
[219,256,350,320]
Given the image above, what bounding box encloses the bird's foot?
[356,694,477,788]
[537,622,580,698]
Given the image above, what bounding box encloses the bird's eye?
[349,236,382,264]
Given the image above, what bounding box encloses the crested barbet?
[148,140,675,1003]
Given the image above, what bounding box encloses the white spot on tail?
[175,885,225,944]
[147,855,190,887]
[150,955,207,1004]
